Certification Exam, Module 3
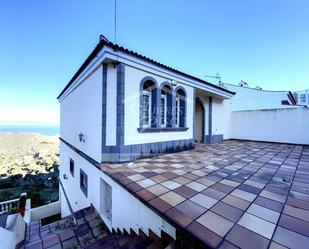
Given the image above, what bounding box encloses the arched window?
[140,77,159,128]
[160,84,173,127]
[175,87,186,127]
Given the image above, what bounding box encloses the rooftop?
[57,35,235,100]
[101,140,309,249]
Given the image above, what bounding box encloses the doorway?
[194,98,205,143]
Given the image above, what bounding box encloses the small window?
[80,169,88,197]
[142,91,151,127]
[175,97,180,127]
[69,159,74,177]
[160,94,167,127]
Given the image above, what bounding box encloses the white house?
[222,81,297,111]
[295,89,309,106]
[57,35,234,242]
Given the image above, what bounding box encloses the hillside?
[0,132,59,177]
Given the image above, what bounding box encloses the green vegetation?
[0,132,59,208]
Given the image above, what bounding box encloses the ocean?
[0,125,59,136]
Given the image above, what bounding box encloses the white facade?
[60,66,103,162]
[124,65,194,145]
[223,83,296,111]
[59,141,176,238]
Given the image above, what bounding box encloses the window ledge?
[137,127,189,133]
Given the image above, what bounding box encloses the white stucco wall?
[59,142,176,238]
[224,84,295,111]
[31,201,60,221]
[124,65,194,145]
[212,98,232,138]
[60,66,103,162]
[229,107,309,144]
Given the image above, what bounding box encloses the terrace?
[101,140,309,249]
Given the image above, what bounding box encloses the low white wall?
[0,227,15,249]
[60,141,176,238]
[229,107,309,144]
[0,214,26,249]
[31,201,60,221]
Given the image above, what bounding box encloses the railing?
[0,193,27,215]
[0,198,19,215]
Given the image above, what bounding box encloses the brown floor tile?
[173,176,192,185]
[254,196,284,212]
[283,204,309,222]
[136,189,156,201]
[268,241,288,249]
[222,195,250,210]
[260,190,286,203]
[196,177,216,187]
[212,183,234,194]
[226,224,270,249]
[187,221,222,248]
[126,182,143,192]
[278,214,309,236]
[218,240,239,249]
[202,187,226,200]
[238,183,261,195]
[211,201,243,223]
[175,200,207,220]
[174,185,198,199]
[287,196,309,211]
[150,175,168,183]
[183,173,200,181]
[149,197,172,213]
[165,208,193,228]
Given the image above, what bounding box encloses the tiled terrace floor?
[101,140,309,249]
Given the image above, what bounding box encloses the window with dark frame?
[80,169,88,197]
[69,159,74,177]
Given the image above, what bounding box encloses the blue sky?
[0,0,308,125]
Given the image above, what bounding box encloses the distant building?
[222,81,297,111]
[294,89,309,106]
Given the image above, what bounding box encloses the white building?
[57,35,234,240]
[222,81,297,111]
[295,89,309,106]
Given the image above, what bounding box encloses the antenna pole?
[114,0,117,43]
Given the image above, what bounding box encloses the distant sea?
[0,125,59,136]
